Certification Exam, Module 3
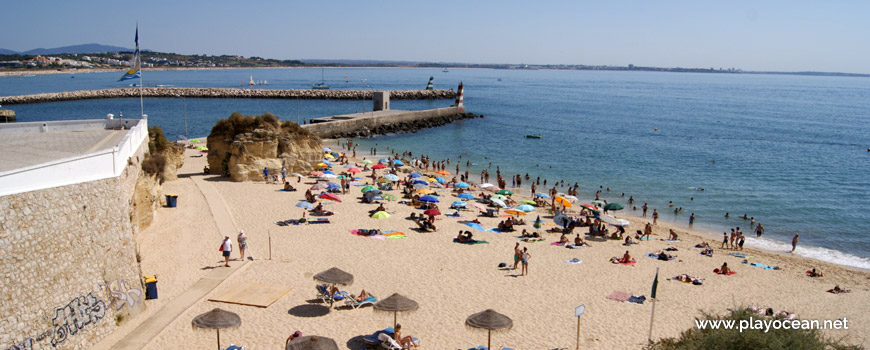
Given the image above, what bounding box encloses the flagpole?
[137,21,144,118]
[648,267,659,343]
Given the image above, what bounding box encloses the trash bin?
[144,275,158,300]
[165,194,178,208]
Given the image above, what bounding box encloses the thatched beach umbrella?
[191,308,242,350]
[466,309,513,350]
[313,267,354,307]
[373,293,419,330]
[285,335,339,350]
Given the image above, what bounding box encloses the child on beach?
[521,247,530,276]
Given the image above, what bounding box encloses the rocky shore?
[0,87,456,105]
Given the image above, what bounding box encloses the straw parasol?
[191,308,242,350]
[466,309,513,350]
[313,267,354,307]
[374,293,419,330]
[285,335,339,350]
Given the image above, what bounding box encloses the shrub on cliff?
[209,112,315,140]
[141,153,166,181]
[645,308,862,350]
[148,126,169,153]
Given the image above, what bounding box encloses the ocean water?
[2,68,869,269]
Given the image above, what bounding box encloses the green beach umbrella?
[190,139,201,143]
[371,211,390,219]
[496,189,513,195]
[361,186,377,193]
[604,203,624,211]
[521,200,537,206]
[380,194,397,201]
[360,159,374,165]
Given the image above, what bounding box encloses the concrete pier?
[0,87,456,105]
[302,107,481,139]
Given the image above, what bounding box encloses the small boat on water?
[442,68,449,73]
[525,134,542,139]
[312,68,330,89]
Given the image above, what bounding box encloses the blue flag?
[119,24,140,82]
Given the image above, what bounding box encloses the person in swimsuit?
[237,230,248,261]
[521,247,530,276]
[394,324,418,348]
[512,243,521,270]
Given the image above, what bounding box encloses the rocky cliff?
[207,113,322,182]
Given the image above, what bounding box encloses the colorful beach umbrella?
[360,159,374,165]
[326,182,340,190]
[435,170,451,176]
[296,201,315,209]
[491,194,508,201]
[413,180,429,186]
[604,203,625,211]
[372,164,386,170]
[600,215,630,226]
[496,189,513,195]
[319,193,341,202]
[413,184,429,190]
[415,188,435,195]
[311,183,327,190]
[393,159,404,166]
[504,209,526,216]
[348,168,361,173]
[591,200,606,207]
[455,182,470,188]
[580,204,598,211]
[383,174,400,182]
[533,215,542,229]
[419,195,439,203]
[457,193,475,199]
[322,147,331,152]
[451,200,467,207]
[423,209,441,216]
[371,211,390,219]
[323,154,335,159]
[521,200,537,205]
[434,177,446,183]
[322,170,335,175]
[479,183,495,188]
[535,193,551,199]
[309,171,324,177]
[490,198,507,207]
[470,202,488,212]
[554,197,573,207]
[430,182,444,188]
[408,173,422,178]
[516,204,535,212]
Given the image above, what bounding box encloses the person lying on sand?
[701,246,714,257]
[655,250,675,261]
[827,285,851,294]
[456,231,474,243]
[670,274,703,284]
[807,268,823,277]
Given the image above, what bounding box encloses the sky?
[2,0,869,74]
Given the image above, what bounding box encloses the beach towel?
[566,244,586,249]
[660,239,680,242]
[646,253,676,261]
[606,291,632,302]
[613,260,636,266]
[309,218,331,224]
[713,268,737,275]
[349,230,387,240]
[464,222,486,231]
[627,295,647,305]
[453,238,489,244]
[551,241,565,246]
[564,258,583,264]
[383,232,407,239]
[520,238,544,243]
[729,253,749,258]
[485,228,504,233]
[638,236,652,240]
[750,262,779,270]
[277,189,297,192]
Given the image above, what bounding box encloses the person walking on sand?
[237,230,248,261]
[652,209,658,225]
[512,242,522,270]
[220,235,232,267]
[521,247,530,276]
[792,234,799,252]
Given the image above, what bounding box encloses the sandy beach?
[96,140,870,350]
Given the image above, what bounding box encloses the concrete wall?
[302,107,463,139]
[0,176,143,350]
[0,119,148,197]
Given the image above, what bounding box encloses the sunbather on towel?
[456,231,474,243]
[827,285,851,294]
[807,268,823,277]
[559,233,570,245]
[574,234,588,246]
[624,236,634,246]
[611,250,635,264]
[352,289,375,301]
[719,262,732,275]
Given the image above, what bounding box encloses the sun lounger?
[316,284,344,304]
[339,291,377,309]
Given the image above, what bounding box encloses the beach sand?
[98,142,870,350]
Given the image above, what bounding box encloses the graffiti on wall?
[50,292,107,346]
[100,279,142,311]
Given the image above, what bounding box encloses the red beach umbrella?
[319,193,342,202]
[348,168,362,173]
[372,164,386,169]
[423,209,441,216]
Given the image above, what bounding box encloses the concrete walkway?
[110,175,241,350]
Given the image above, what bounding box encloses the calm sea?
[2,68,869,269]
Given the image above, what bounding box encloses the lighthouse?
[454,81,464,112]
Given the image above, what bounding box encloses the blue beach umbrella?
[457,193,475,199]
[517,204,535,212]
[326,182,341,190]
[455,182,470,188]
[413,183,429,190]
[419,195,439,203]
[408,173,422,178]
[393,159,404,166]
[535,193,551,199]
[322,170,335,175]
[413,180,429,186]
[451,200,467,207]
[378,158,389,163]
[296,201,315,209]
[435,177,446,183]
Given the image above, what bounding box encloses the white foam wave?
[748,237,870,271]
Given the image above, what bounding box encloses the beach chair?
[378,332,404,349]
[316,284,344,304]
[340,291,377,309]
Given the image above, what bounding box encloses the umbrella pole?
[394,311,397,330]
[488,330,492,350]
[217,329,221,350]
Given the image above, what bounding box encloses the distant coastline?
[1,65,868,79]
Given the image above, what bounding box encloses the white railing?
[0,119,149,197]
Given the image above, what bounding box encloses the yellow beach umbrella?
[415,188,435,195]
[427,178,438,182]
[324,154,335,159]
[554,197,572,207]
[371,211,390,219]
[317,163,328,168]
[504,209,526,216]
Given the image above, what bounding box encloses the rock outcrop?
[207,113,322,182]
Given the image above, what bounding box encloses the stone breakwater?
[304,110,483,139]
[0,87,456,105]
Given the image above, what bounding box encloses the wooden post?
[217,329,221,350]
[268,231,272,261]
[577,315,581,350]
